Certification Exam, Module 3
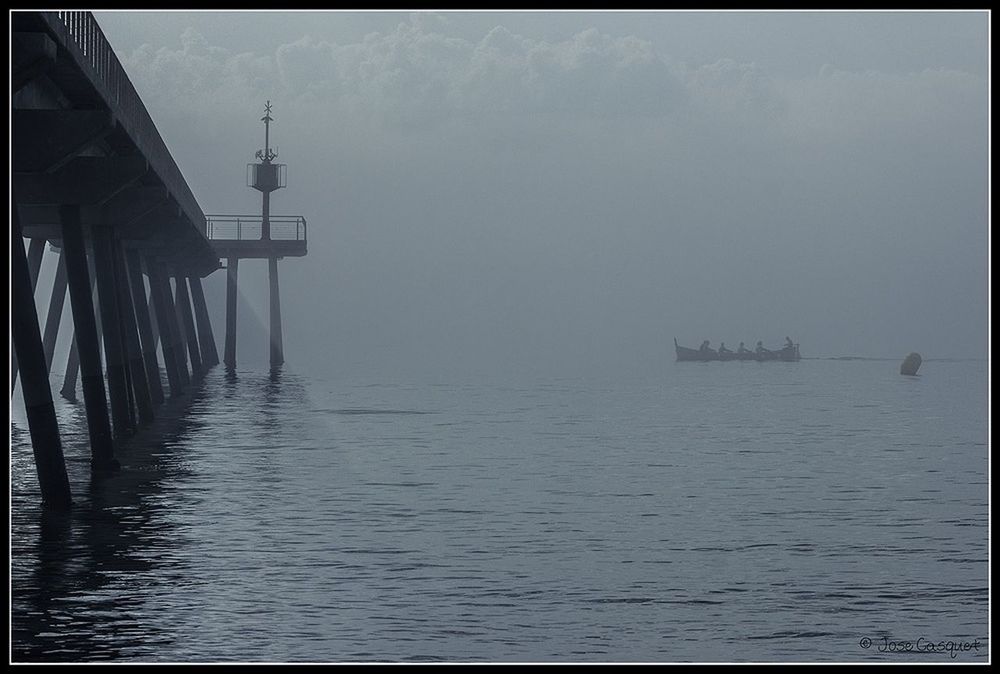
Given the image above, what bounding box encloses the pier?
[11,11,307,509]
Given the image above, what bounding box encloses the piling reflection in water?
[11,362,990,662]
[14,497,174,660]
[12,374,211,661]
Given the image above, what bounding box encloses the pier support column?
[92,224,134,438]
[60,270,101,402]
[61,338,80,401]
[269,256,284,368]
[59,205,117,470]
[189,276,220,367]
[174,271,203,378]
[27,237,46,286]
[146,260,185,397]
[41,248,68,371]
[166,276,191,389]
[147,283,161,352]
[224,256,239,370]
[124,249,164,405]
[113,240,154,424]
[13,202,72,509]
[11,237,47,394]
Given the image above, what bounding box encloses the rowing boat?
[674,338,801,362]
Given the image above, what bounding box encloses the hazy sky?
[88,10,989,378]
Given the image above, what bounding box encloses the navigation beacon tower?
[206,101,308,370]
[253,100,285,367]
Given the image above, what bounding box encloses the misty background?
[87,10,989,380]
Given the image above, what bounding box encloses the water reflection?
[12,374,211,662]
[11,362,990,662]
[258,366,308,433]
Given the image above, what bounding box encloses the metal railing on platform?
[205,215,307,241]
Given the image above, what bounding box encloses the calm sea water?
[10,359,990,663]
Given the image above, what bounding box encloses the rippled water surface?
[10,360,989,662]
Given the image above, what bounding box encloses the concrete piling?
[92,224,134,438]
[113,240,155,424]
[269,257,284,368]
[59,204,117,471]
[164,274,192,389]
[41,248,68,371]
[174,272,203,378]
[11,236,47,394]
[146,260,185,398]
[27,237,46,286]
[147,283,161,352]
[13,202,73,509]
[224,256,239,369]
[124,248,165,405]
[59,270,101,402]
[189,276,220,367]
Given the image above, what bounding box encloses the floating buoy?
[900,352,922,376]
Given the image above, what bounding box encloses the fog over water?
[71,10,990,380]
[11,11,991,664]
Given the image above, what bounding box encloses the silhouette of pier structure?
[11,11,306,510]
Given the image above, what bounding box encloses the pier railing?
[205,215,307,241]
[44,12,206,235]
